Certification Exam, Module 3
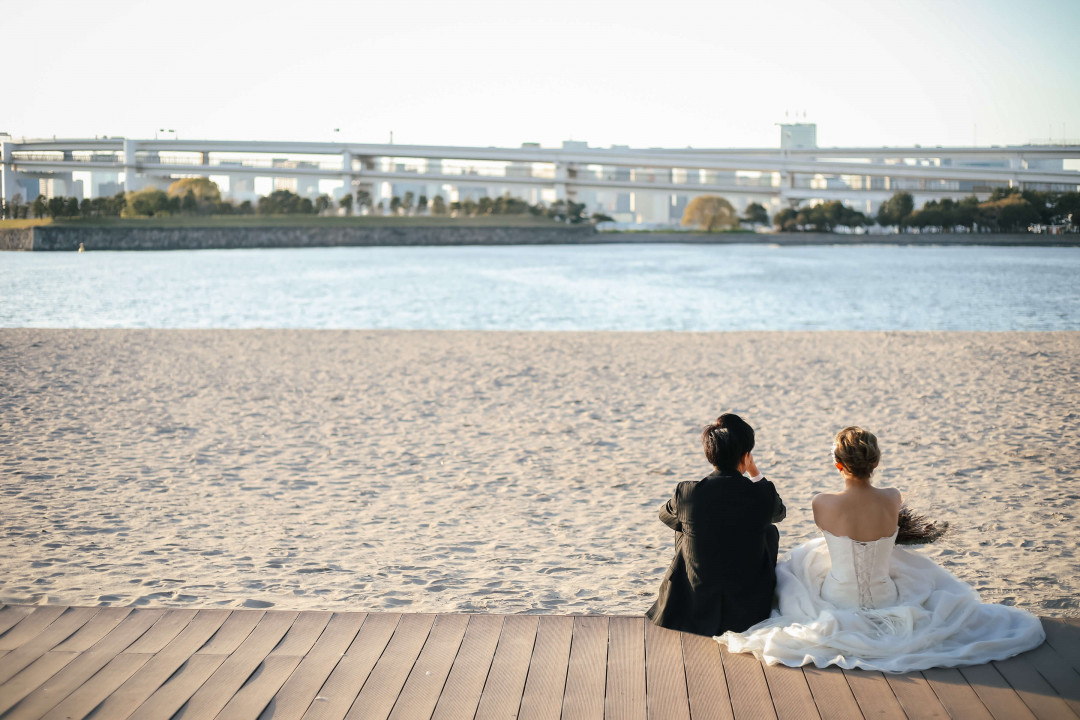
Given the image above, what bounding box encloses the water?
[2,243,1078,330]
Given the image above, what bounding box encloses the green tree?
[877,192,914,228]
[477,196,493,215]
[979,193,1039,232]
[681,195,737,231]
[417,194,428,214]
[257,189,305,215]
[105,192,126,216]
[339,193,353,215]
[125,188,171,217]
[461,198,477,216]
[773,207,798,231]
[1053,192,1080,225]
[431,195,447,215]
[741,202,769,225]
[315,194,333,214]
[181,191,198,214]
[403,191,414,214]
[32,194,48,218]
[46,196,66,218]
[356,189,372,212]
[390,195,402,214]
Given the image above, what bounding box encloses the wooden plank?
[958,663,1038,720]
[1,609,164,720]
[388,613,470,720]
[172,610,299,720]
[120,607,196,654]
[605,617,648,720]
[0,605,66,650]
[0,606,98,685]
[302,613,401,720]
[1042,618,1080,675]
[91,609,232,719]
[258,612,368,720]
[0,651,80,716]
[126,653,228,720]
[220,654,305,719]
[763,664,820,720]
[473,614,539,720]
[517,615,573,720]
[430,614,503,720]
[0,605,36,636]
[196,609,265,654]
[644,621,690,720]
[720,646,777,720]
[841,668,906,720]
[1018,641,1080,718]
[54,606,133,651]
[561,616,607,720]
[212,612,333,720]
[922,667,996,720]
[994,651,1080,720]
[344,613,436,720]
[271,610,333,657]
[681,633,733,720]
[39,652,151,720]
[802,666,863,720]
[884,672,951,719]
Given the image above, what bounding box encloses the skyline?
[3,0,1079,151]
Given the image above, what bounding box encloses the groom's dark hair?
[702,413,755,471]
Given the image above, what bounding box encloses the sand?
[0,329,1077,617]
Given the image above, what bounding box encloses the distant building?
[780,123,817,150]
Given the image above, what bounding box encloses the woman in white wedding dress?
[716,426,1045,673]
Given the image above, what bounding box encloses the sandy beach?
[1,329,1077,617]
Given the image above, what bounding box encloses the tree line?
[876,189,1079,232]
[1,179,599,224]
[680,190,1079,233]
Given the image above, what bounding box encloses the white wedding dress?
[716,528,1045,672]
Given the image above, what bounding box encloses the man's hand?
[745,452,760,479]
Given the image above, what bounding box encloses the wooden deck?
[0,606,1075,720]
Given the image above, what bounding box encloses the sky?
[3,0,1079,150]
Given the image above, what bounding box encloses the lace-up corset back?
[820,529,899,609]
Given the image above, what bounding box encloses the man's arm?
[747,453,786,522]
[770,488,787,523]
[658,486,682,531]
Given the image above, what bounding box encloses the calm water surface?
[2,243,1078,330]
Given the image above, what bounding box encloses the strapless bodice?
[820,528,899,609]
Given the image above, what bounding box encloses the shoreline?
[2,224,1078,251]
[2,328,1077,616]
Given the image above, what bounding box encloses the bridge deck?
[0,605,1075,719]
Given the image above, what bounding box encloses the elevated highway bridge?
[3,136,1079,217]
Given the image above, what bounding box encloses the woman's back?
[812,485,901,542]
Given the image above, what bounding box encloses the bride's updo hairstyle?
[702,413,755,472]
[833,426,881,478]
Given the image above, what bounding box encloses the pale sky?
[4,0,1078,149]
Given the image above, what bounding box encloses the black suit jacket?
[646,470,786,636]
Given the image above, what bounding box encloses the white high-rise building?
[780,123,817,150]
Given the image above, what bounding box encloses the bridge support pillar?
[341,149,353,199]
[123,138,142,193]
[1,141,16,205]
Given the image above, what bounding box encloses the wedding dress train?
[716,529,1045,672]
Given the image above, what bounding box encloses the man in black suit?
[646,413,786,636]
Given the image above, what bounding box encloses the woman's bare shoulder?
[811,491,840,509]
[878,486,903,501]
